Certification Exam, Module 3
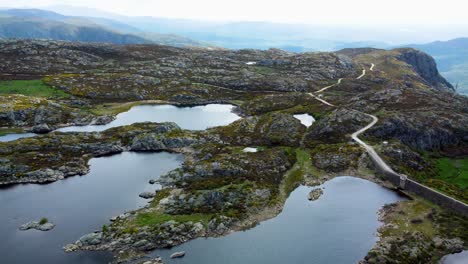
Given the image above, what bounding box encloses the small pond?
[57,104,240,132]
[0,104,241,141]
[293,114,315,127]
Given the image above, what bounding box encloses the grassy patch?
[0,80,70,98]
[39,217,48,225]
[251,66,276,75]
[282,149,314,196]
[135,211,213,227]
[0,127,23,136]
[380,199,436,238]
[88,102,143,116]
[435,157,468,189]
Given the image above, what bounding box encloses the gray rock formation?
[308,188,323,201]
[170,251,186,258]
[19,220,55,231]
[139,192,156,199]
[397,48,454,91]
[31,124,52,134]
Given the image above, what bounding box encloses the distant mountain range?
[0,9,211,47]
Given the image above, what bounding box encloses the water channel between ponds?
[0,103,241,142]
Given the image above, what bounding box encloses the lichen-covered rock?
[77,232,102,246]
[308,188,323,201]
[31,124,52,134]
[213,112,305,146]
[396,48,454,91]
[19,220,55,231]
[304,109,372,146]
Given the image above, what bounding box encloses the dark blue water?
[149,177,406,264]
[0,104,240,141]
[0,152,184,264]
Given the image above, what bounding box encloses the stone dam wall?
[370,154,468,216]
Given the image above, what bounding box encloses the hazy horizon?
[1,1,468,44]
[2,0,467,25]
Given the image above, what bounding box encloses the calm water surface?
[149,176,406,264]
[0,132,36,142]
[0,152,183,264]
[57,104,240,132]
[0,104,240,141]
[441,250,468,264]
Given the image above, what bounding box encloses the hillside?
[0,9,210,47]
[408,38,468,96]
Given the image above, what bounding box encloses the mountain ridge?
[0,8,211,48]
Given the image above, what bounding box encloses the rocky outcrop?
[397,48,454,92]
[0,95,95,128]
[170,251,186,258]
[19,220,55,231]
[369,111,468,151]
[311,143,363,173]
[214,112,305,147]
[159,146,295,187]
[138,257,164,264]
[308,188,323,201]
[0,123,198,185]
[31,124,52,134]
[66,219,207,253]
[304,109,372,147]
[139,192,156,199]
[362,201,467,264]
[130,134,197,151]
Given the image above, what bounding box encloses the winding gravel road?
[309,64,395,173]
[315,78,342,93]
[356,69,366,79]
[350,112,396,173]
[307,62,467,214]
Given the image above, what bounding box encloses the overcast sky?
[1,0,467,25]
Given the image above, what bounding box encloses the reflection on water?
[0,104,241,142]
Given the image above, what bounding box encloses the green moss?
[135,211,213,227]
[39,217,48,225]
[150,189,172,207]
[88,102,138,116]
[380,200,436,238]
[435,157,468,189]
[373,198,468,263]
[0,127,23,136]
[0,80,70,98]
[282,149,314,197]
[251,66,277,75]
